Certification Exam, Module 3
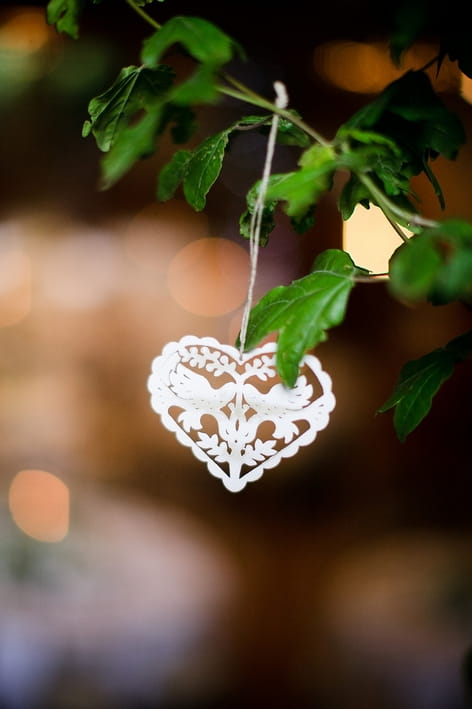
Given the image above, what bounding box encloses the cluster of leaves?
[46,0,472,440]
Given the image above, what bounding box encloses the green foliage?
[46,0,82,39]
[265,145,337,219]
[172,130,230,211]
[238,250,368,387]
[141,16,239,67]
[82,65,175,152]
[49,1,472,440]
[388,0,472,78]
[378,330,472,440]
[389,219,472,305]
[339,71,466,211]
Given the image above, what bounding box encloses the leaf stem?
[217,81,330,146]
[124,0,440,245]
[358,173,439,235]
[124,1,330,147]
[125,0,161,30]
[354,273,389,282]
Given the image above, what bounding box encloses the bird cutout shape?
[148,335,335,492]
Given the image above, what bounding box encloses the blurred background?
[0,1,471,707]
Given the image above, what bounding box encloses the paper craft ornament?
[147,82,335,491]
[148,336,335,492]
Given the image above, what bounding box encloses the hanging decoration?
[147,82,336,491]
[148,336,334,492]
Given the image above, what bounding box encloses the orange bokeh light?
[0,8,56,53]
[9,469,70,543]
[167,237,250,317]
[0,248,31,326]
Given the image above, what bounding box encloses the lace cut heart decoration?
[148,335,335,492]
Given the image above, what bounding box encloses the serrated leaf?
[389,218,472,304]
[240,249,367,386]
[290,207,316,234]
[299,144,336,169]
[276,114,311,148]
[338,175,370,220]
[344,71,466,206]
[255,112,311,148]
[84,65,175,152]
[182,130,230,210]
[157,149,192,201]
[157,115,277,213]
[378,330,472,440]
[265,162,336,219]
[46,0,82,39]
[141,16,237,67]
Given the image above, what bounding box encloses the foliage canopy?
[46,0,472,440]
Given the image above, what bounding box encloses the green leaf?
[141,16,237,67]
[182,130,231,211]
[156,149,192,201]
[338,175,370,220]
[83,65,175,152]
[239,151,336,244]
[387,1,472,79]
[343,71,466,206]
[239,181,277,246]
[255,112,311,148]
[389,218,472,305]
[378,330,472,440]
[46,0,82,39]
[265,159,336,219]
[290,207,316,234]
[240,249,367,386]
[388,1,430,64]
[100,110,162,189]
[275,113,311,148]
[157,115,280,213]
[161,104,196,143]
[170,64,220,105]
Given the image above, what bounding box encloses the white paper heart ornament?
[147,335,335,492]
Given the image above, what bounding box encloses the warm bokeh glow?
[0,248,31,326]
[167,237,250,316]
[123,200,210,275]
[343,204,409,273]
[39,228,122,310]
[461,73,472,104]
[8,469,70,542]
[313,41,457,94]
[0,8,56,52]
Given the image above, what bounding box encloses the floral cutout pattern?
[148,336,335,492]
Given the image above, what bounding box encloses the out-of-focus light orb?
[314,41,456,94]
[0,8,55,53]
[343,204,411,273]
[8,469,70,543]
[167,237,249,316]
[40,229,122,310]
[123,200,209,275]
[461,73,472,103]
[0,248,31,326]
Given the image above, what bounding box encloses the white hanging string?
[238,81,289,357]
